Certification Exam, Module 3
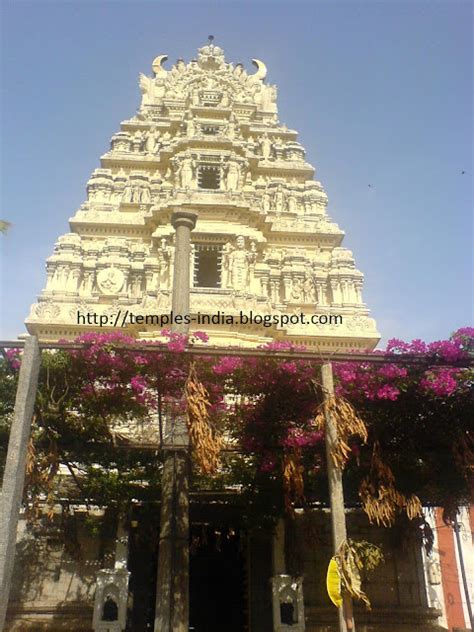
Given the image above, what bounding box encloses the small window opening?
[202,125,220,136]
[102,596,119,622]
[280,601,295,625]
[198,165,221,190]
[194,245,222,288]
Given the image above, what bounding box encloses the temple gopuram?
[26,41,379,351]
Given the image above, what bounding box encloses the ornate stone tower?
[26,41,379,350]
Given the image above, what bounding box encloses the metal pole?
[0,336,41,631]
[321,362,355,632]
[453,515,474,630]
[155,210,197,632]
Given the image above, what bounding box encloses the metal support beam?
[154,211,197,632]
[321,362,355,632]
[0,336,41,631]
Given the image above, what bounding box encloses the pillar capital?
[171,210,198,231]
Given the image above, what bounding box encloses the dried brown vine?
[184,362,222,476]
[25,434,59,520]
[314,395,368,469]
[282,447,305,516]
[336,539,384,610]
[359,442,422,527]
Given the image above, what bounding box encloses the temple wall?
[5,507,450,632]
[5,510,115,632]
[285,510,447,632]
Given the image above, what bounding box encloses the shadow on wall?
[6,509,118,632]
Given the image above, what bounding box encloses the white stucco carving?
[97,268,125,295]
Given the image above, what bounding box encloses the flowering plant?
[0,328,471,527]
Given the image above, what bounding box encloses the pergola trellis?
[1,336,472,632]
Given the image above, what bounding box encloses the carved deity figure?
[177,153,196,188]
[262,191,271,213]
[184,113,196,138]
[287,193,298,214]
[159,238,172,287]
[130,273,143,299]
[260,133,273,160]
[225,113,238,139]
[97,268,125,295]
[274,185,285,213]
[51,265,69,291]
[122,182,133,203]
[225,160,241,191]
[140,184,151,204]
[304,273,316,303]
[131,184,142,203]
[226,236,255,291]
[221,242,234,288]
[291,278,304,302]
[131,130,144,152]
[80,270,95,295]
[221,92,230,107]
[145,127,160,154]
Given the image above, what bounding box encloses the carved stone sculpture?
[274,185,285,213]
[226,236,255,291]
[97,268,125,295]
[225,160,241,191]
[145,127,160,154]
[260,133,273,160]
[177,153,196,188]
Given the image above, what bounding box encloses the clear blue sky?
[1,0,472,345]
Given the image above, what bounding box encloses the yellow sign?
[326,557,342,607]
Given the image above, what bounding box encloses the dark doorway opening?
[189,523,247,632]
[127,505,159,631]
[127,507,247,632]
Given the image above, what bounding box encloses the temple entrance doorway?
[189,522,247,632]
[127,505,248,632]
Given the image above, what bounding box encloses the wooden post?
[321,362,355,632]
[0,336,41,631]
[154,211,197,632]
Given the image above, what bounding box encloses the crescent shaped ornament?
[152,54,169,78]
[251,58,267,81]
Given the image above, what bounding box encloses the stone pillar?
[321,363,355,632]
[114,519,128,570]
[272,519,286,575]
[170,211,196,329]
[0,336,41,631]
[154,211,197,632]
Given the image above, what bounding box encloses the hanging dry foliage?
[25,435,59,520]
[184,362,222,476]
[452,432,474,481]
[314,395,368,469]
[282,447,305,516]
[336,539,384,610]
[359,443,422,527]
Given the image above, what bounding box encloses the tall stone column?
[154,211,197,632]
[321,363,355,632]
[272,518,285,575]
[0,336,41,631]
